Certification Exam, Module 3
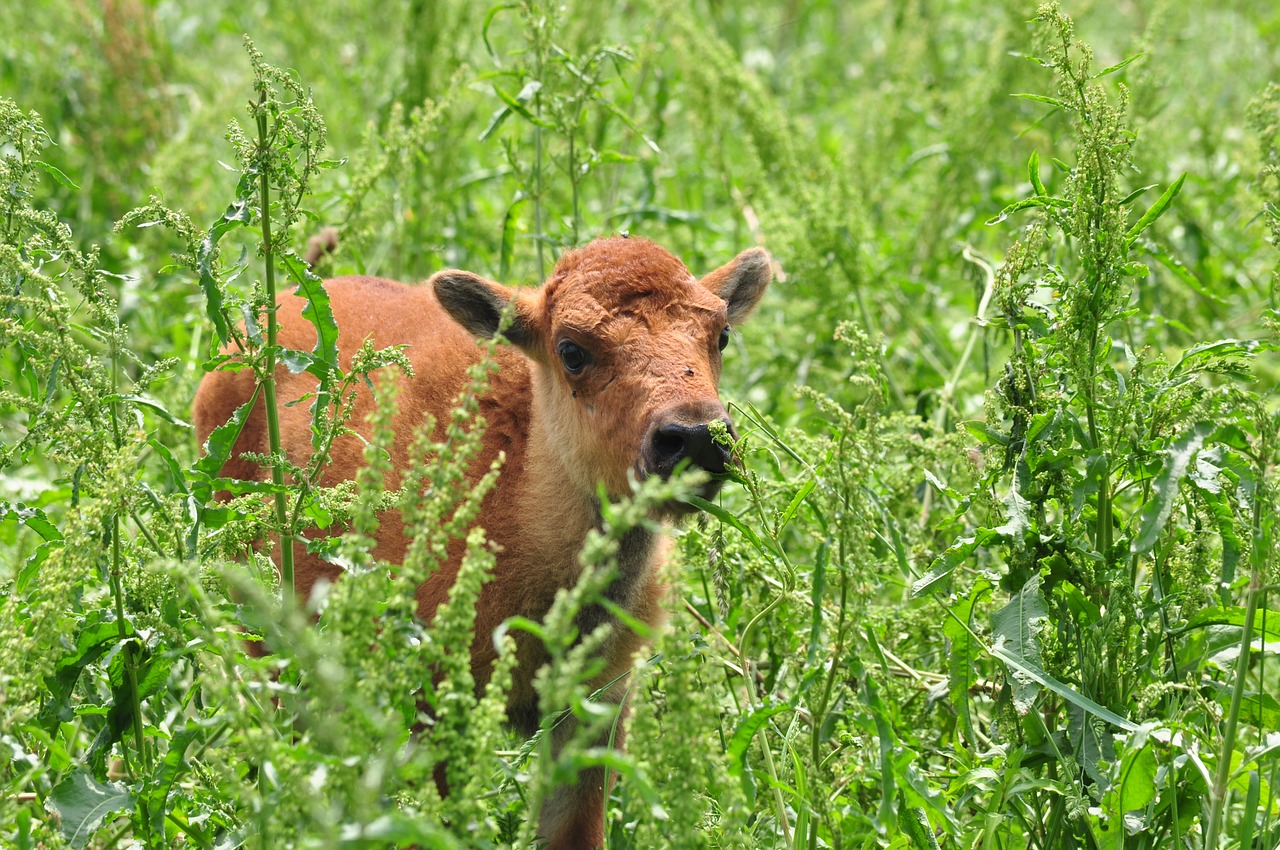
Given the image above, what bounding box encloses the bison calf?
[193,236,772,848]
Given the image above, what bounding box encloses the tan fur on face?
[192,236,771,850]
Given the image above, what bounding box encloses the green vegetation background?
[2,0,1278,848]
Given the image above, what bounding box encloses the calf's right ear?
[431,270,537,349]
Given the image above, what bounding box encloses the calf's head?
[432,237,771,506]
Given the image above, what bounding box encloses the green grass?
[2,1,1278,847]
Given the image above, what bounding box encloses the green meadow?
[2,1,1278,847]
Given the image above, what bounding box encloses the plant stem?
[255,93,295,598]
[107,311,154,842]
[1205,488,1267,848]
[1083,331,1112,562]
[110,513,153,842]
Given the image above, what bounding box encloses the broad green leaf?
[961,420,1009,446]
[1117,739,1158,811]
[47,770,133,850]
[778,477,816,532]
[990,575,1048,714]
[492,80,552,129]
[1124,172,1185,248]
[1131,421,1214,555]
[1067,701,1113,788]
[148,723,202,838]
[912,527,1004,598]
[197,200,252,344]
[1174,606,1280,644]
[994,477,1032,538]
[35,160,79,190]
[1094,52,1145,78]
[984,195,1069,227]
[1012,92,1067,108]
[281,348,317,374]
[1056,580,1102,625]
[727,703,792,776]
[1027,150,1046,196]
[1170,338,1277,376]
[116,394,192,428]
[1118,183,1159,206]
[499,191,526,280]
[687,495,777,559]
[943,578,991,745]
[897,791,941,850]
[47,613,130,707]
[991,644,1138,731]
[1192,475,1242,590]
[1,499,62,542]
[283,252,339,440]
[192,388,260,500]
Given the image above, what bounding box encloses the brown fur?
[192,236,772,849]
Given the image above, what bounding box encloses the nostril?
[653,427,685,463]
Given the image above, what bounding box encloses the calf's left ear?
[431,270,538,349]
[701,247,773,325]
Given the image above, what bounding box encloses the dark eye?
[718,326,731,352]
[557,339,589,373]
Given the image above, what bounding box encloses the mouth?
[665,477,726,515]
[630,461,734,516]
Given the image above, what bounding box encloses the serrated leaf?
[47,770,133,850]
[2,499,62,542]
[1124,172,1185,249]
[280,348,317,374]
[1131,422,1214,555]
[193,389,259,499]
[197,201,251,344]
[283,251,339,379]
[990,575,1048,714]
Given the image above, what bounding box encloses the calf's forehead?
[543,238,726,332]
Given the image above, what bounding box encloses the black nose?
[650,420,732,478]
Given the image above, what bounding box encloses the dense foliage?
[2,1,1278,847]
